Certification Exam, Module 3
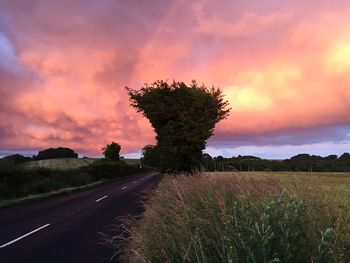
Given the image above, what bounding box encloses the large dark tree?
[127,80,230,172]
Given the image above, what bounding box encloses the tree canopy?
[34,147,78,160]
[103,142,121,161]
[127,80,230,172]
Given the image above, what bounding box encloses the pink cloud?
[0,0,349,156]
[197,12,292,38]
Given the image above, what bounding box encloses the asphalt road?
[0,172,161,263]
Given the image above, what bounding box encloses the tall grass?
[112,173,345,262]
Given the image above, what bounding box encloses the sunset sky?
[1,0,350,159]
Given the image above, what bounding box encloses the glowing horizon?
[0,0,349,158]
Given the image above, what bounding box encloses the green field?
[24,158,140,170]
[119,172,350,262]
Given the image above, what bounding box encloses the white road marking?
[94,195,108,203]
[133,181,138,184]
[121,186,128,190]
[0,224,50,248]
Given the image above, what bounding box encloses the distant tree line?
[141,147,350,172]
[200,153,350,172]
[2,142,121,163]
[0,147,79,162]
[1,154,32,163]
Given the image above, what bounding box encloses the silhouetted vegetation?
[127,80,230,173]
[103,142,121,161]
[201,153,350,172]
[140,145,160,168]
[81,159,143,180]
[33,147,78,160]
[1,154,31,164]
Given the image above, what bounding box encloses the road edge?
[0,173,148,209]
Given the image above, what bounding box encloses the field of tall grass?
[111,172,350,262]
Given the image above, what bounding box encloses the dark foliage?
[0,159,145,200]
[127,80,230,172]
[140,145,160,168]
[339,152,350,161]
[1,154,32,164]
[0,165,92,200]
[103,142,121,161]
[201,152,350,172]
[34,147,78,160]
[81,159,145,180]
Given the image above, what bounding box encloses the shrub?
[82,159,143,180]
[0,158,145,201]
[0,165,94,199]
[113,174,343,262]
[34,147,78,160]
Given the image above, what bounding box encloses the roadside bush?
[0,166,94,200]
[82,159,144,180]
[114,174,343,262]
[0,158,20,178]
[0,159,145,200]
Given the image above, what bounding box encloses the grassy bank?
[24,158,97,170]
[0,159,146,202]
[112,172,349,262]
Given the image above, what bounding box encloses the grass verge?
[109,172,349,262]
[0,159,147,204]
